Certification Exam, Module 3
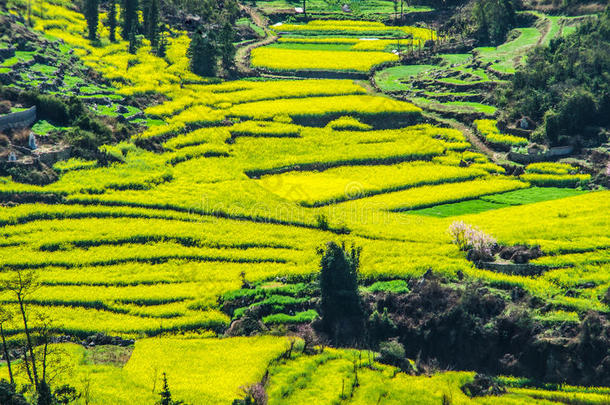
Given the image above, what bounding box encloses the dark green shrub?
[318,242,365,344]
[315,214,329,230]
[377,339,409,371]
[54,384,80,405]
[0,380,28,405]
[25,93,70,124]
[472,0,516,45]
[369,307,397,343]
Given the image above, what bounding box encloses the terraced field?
[265,348,610,405]
[0,1,608,404]
[252,20,436,74]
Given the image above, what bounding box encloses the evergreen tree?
[108,0,117,42]
[122,0,139,40]
[158,373,172,405]
[148,0,160,48]
[128,25,138,54]
[157,373,184,405]
[141,0,151,36]
[472,0,515,45]
[319,242,364,345]
[218,17,235,72]
[84,0,99,41]
[187,27,218,77]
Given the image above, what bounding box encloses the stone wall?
[0,106,37,132]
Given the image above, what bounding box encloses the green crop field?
[0,1,607,404]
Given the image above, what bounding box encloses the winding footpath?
[235,5,278,76]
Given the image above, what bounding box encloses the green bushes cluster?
[499,7,610,146]
[0,87,132,160]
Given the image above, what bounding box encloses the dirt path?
[235,5,278,76]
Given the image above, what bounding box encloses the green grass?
[31,119,62,135]
[374,65,436,92]
[443,101,497,115]
[481,187,587,205]
[236,17,265,37]
[364,279,409,294]
[408,199,508,217]
[439,53,472,66]
[262,309,319,324]
[409,187,588,217]
[31,63,57,75]
[476,27,542,73]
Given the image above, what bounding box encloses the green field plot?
[374,64,437,92]
[476,27,542,73]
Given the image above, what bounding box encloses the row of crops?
[0,0,606,339]
[6,336,607,405]
[0,2,608,403]
[251,19,437,73]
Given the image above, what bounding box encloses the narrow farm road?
[235,5,278,76]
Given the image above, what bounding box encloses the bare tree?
[0,306,14,384]
[1,269,40,388]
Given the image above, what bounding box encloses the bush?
[0,380,28,405]
[315,214,329,231]
[377,339,411,372]
[234,382,267,405]
[369,308,397,343]
[448,221,497,261]
[22,92,70,125]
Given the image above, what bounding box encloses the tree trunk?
[0,324,14,385]
[23,350,33,384]
[18,296,39,388]
[42,339,49,382]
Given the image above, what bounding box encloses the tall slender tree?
[121,0,139,40]
[218,17,235,72]
[0,308,14,385]
[128,25,138,54]
[84,0,99,40]
[1,270,39,389]
[141,0,151,37]
[108,0,117,42]
[148,0,159,48]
